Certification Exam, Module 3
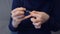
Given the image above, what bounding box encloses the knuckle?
[16,7,26,11]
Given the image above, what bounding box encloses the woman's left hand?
[30,11,50,28]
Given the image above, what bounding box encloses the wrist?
[12,20,21,28]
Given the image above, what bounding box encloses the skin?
[30,11,50,27]
[11,7,31,28]
[11,7,50,28]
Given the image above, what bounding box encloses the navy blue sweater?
[9,0,60,34]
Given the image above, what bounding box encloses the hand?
[30,11,50,28]
[11,7,31,28]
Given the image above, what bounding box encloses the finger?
[33,22,42,26]
[14,11,24,15]
[12,11,25,17]
[36,18,43,23]
[36,12,49,18]
[30,18,36,23]
[11,10,24,15]
[23,15,32,20]
[13,15,31,21]
[11,7,26,14]
[16,15,25,19]
[31,13,41,18]
[31,10,36,13]
[37,12,50,21]
[30,12,43,21]
[34,12,49,21]
[30,11,44,16]
[11,14,25,19]
[15,7,26,11]
[30,11,40,17]
[30,11,35,15]
[31,11,40,14]
[13,17,23,22]
[12,15,25,22]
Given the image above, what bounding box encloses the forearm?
[9,19,19,32]
[8,17,21,32]
[12,20,21,28]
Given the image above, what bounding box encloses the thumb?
[31,18,42,26]
[30,18,36,23]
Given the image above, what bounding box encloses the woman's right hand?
[11,7,31,28]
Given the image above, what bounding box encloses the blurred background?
[0,0,60,34]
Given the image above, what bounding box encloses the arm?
[9,0,22,32]
[30,0,53,29]
[42,0,60,31]
[30,0,60,31]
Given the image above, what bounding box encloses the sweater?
[9,0,60,34]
